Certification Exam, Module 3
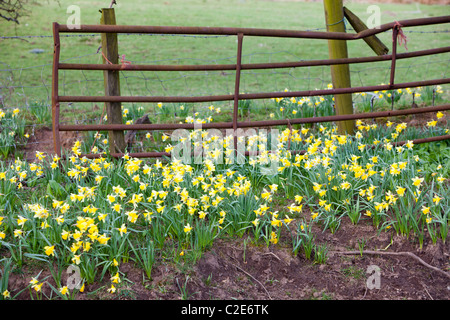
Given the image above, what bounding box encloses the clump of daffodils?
[0,106,447,298]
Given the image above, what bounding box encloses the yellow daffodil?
[44,245,55,257]
[396,186,406,197]
[59,286,69,295]
[2,290,11,299]
[412,176,424,188]
[433,195,441,204]
[108,284,116,294]
[17,215,28,227]
[116,224,127,236]
[111,272,121,284]
[421,206,430,215]
[184,223,192,234]
[97,234,110,245]
[269,231,278,244]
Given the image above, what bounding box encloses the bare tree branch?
[0,1,59,24]
[0,0,28,24]
[0,11,19,23]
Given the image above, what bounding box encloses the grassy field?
[0,0,449,121]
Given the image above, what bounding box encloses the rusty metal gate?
[51,15,450,159]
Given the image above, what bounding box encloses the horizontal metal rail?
[58,46,450,72]
[57,15,450,40]
[58,78,450,104]
[60,103,450,132]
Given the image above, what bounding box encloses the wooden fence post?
[324,0,354,135]
[100,8,126,154]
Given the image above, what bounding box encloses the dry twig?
[229,262,272,300]
[262,252,281,261]
[331,250,450,279]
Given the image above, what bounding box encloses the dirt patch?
[23,126,81,161]
[187,220,450,301]
[5,216,449,301]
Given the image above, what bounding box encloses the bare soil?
[22,126,80,161]
[5,215,449,301]
[147,219,450,301]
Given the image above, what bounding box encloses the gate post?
[324,0,354,135]
[100,8,126,154]
[52,22,62,157]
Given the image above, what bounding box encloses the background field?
[1,0,449,127]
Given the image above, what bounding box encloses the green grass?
[0,0,449,120]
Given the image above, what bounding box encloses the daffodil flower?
[184,223,192,234]
[111,272,121,284]
[2,290,11,299]
[44,245,55,256]
[59,286,69,295]
[108,284,116,294]
[116,224,127,236]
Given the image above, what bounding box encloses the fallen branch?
[229,262,272,300]
[331,250,450,279]
[262,252,281,262]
